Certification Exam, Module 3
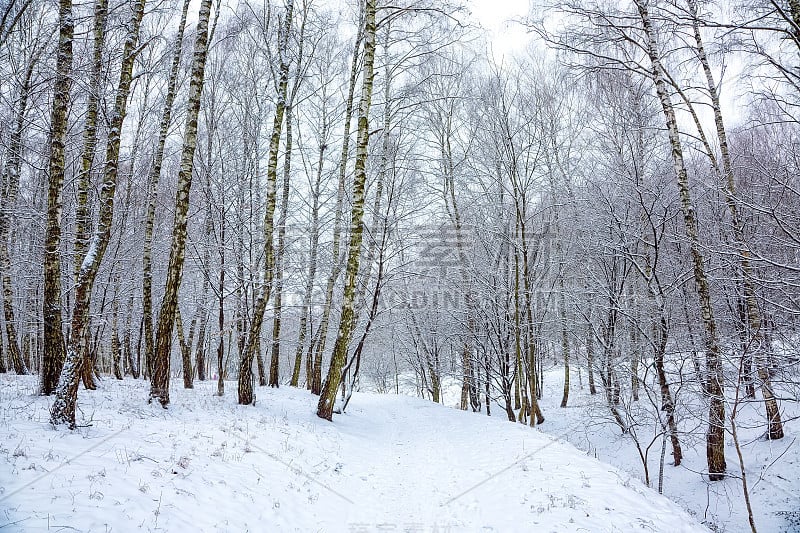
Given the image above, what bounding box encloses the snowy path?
[0,376,707,532]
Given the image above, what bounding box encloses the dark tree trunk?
[41,0,74,394]
[51,0,147,427]
[238,0,294,405]
[317,0,377,421]
[150,0,214,407]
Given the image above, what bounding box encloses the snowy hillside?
[417,366,800,533]
[0,375,707,532]
[533,367,800,533]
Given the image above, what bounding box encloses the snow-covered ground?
[0,374,707,532]
[506,367,799,533]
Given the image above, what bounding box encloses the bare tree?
[150,0,216,407]
[51,0,148,426]
[40,0,74,394]
[317,0,377,421]
[238,0,294,405]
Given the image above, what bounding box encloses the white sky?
[468,0,532,57]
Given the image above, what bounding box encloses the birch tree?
[270,0,308,388]
[150,0,216,407]
[71,0,108,391]
[317,0,377,421]
[634,0,726,480]
[309,5,363,395]
[238,0,294,405]
[142,0,191,380]
[0,27,43,376]
[685,0,783,440]
[51,0,148,427]
[40,0,74,394]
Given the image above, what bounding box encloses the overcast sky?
[469,0,531,57]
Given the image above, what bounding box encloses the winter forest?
[1,0,799,530]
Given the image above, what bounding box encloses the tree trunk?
[216,211,225,397]
[142,0,191,382]
[354,23,390,321]
[0,45,36,376]
[41,0,74,394]
[72,0,109,392]
[269,7,307,389]
[654,313,682,465]
[195,309,208,382]
[111,282,122,380]
[268,108,293,389]
[513,243,525,422]
[50,0,147,427]
[586,321,597,395]
[196,207,214,383]
[688,0,783,440]
[256,335,266,386]
[316,0,377,421]
[636,0,726,479]
[629,286,640,402]
[440,110,477,411]
[150,0,214,407]
[559,275,570,408]
[123,292,137,378]
[311,11,363,394]
[291,126,326,387]
[190,233,211,385]
[175,308,193,389]
[238,0,294,405]
[522,237,544,426]
[341,225,387,413]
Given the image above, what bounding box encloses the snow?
[79,236,100,275]
[0,375,707,532]
[525,367,800,533]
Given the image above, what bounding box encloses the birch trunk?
[513,239,524,421]
[688,0,783,440]
[72,0,109,391]
[654,312,682,465]
[175,308,194,388]
[0,47,36,376]
[124,292,138,377]
[238,0,294,405]
[341,223,387,412]
[354,24,390,319]
[520,219,544,425]
[643,243,683,465]
[269,6,307,388]
[558,274,570,408]
[73,0,107,285]
[142,0,191,380]
[316,0,377,421]
[290,123,327,387]
[195,308,208,381]
[193,214,212,382]
[50,0,147,427]
[269,108,292,388]
[150,0,214,407]
[41,0,73,394]
[586,320,596,395]
[111,282,122,380]
[311,12,363,394]
[216,208,225,396]
[440,95,477,411]
[636,0,726,479]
